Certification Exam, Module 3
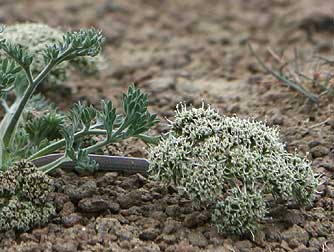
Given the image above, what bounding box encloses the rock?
[108,202,120,213]
[282,225,309,246]
[308,140,322,148]
[96,172,118,187]
[139,228,160,241]
[119,240,131,249]
[52,239,78,252]
[188,232,208,247]
[118,190,144,209]
[310,145,329,158]
[163,234,178,245]
[304,221,329,237]
[62,213,82,228]
[234,240,253,252]
[53,193,70,212]
[180,206,193,215]
[136,173,148,185]
[96,217,122,234]
[59,202,75,217]
[320,162,334,172]
[120,175,141,189]
[121,206,141,216]
[165,205,179,217]
[32,228,48,241]
[67,181,97,201]
[183,211,210,228]
[288,238,300,249]
[264,225,283,243]
[283,210,305,226]
[163,220,180,234]
[78,197,109,213]
[150,210,167,221]
[115,228,134,241]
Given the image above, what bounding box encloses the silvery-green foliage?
[0,23,158,173]
[0,24,159,233]
[0,160,55,232]
[149,103,317,235]
[4,94,65,166]
[0,23,103,87]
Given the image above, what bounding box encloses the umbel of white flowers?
[149,103,317,236]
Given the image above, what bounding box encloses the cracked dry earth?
[0,0,334,251]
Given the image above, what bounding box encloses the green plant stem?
[1,84,15,92]
[0,61,56,147]
[82,128,127,154]
[1,44,96,168]
[28,128,106,160]
[40,133,127,173]
[0,45,75,152]
[0,99,10,113]
[83,138,110,154]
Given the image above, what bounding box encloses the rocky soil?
[0,0,333,251]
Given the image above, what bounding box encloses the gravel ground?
[0,0,333,251]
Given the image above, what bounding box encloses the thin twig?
[248,43,319,103]
[308,118,330,129]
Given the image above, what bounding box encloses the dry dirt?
[0,0,334,251]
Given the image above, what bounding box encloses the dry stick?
[266,47,297,81]
[267,47,283,63]
[308,118,330,129]
[290,48,302,83]
[248,43,319,103]
[32,154,149,173]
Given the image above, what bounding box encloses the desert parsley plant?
[149,104,317,237]
[0,23,104,88]
[0,25,158,232]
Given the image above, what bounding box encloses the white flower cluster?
[149,103,317,235]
